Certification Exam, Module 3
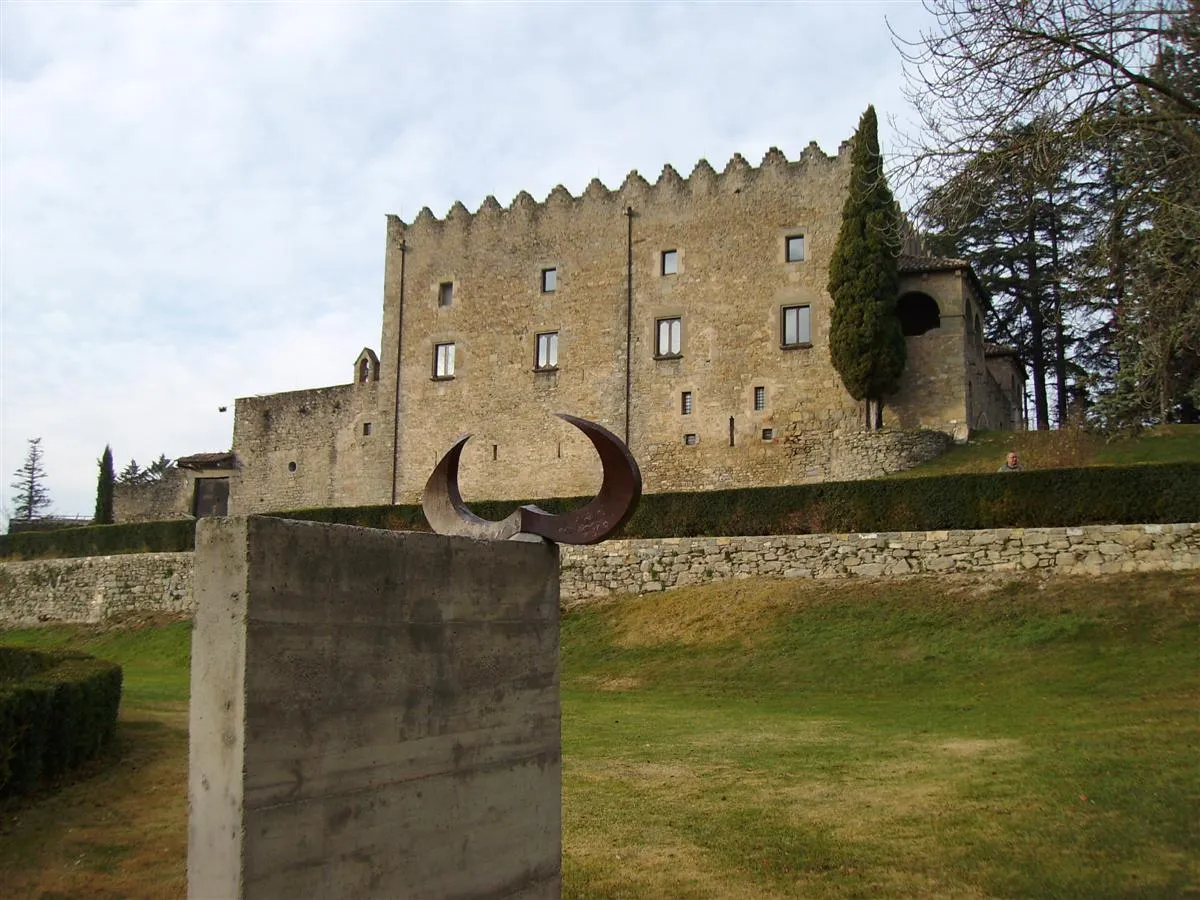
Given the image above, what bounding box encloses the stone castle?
[115,135,1024,523]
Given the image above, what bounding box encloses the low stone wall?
[0,552,193,626]
[2,524,1198,624]
[558,523,1200,601]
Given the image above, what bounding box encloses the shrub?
[0,648,123,797]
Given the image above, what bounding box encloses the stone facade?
[206,135,1021,517]
[4,524,1197,624]
[229,373,393,516]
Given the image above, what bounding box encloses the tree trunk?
[1025,217,1051,430]
[1046,190,1068,427]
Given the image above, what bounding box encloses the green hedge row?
[0,649,123,797]
[2,462,1197,560]
[278,462,1200,537]
[0,519,196,562]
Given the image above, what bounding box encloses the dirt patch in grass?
[577,674,643,691]
[0,710,187,899]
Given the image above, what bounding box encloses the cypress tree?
[95,444,115,524]
[827,105,906,429]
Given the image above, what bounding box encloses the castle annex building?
[115,137,1024,524]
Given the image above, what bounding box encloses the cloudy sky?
[1,0,933,527]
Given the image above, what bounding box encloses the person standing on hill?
[998,451,1024,472]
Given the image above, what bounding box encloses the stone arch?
[354,348,380,384]
[897,291,941,337]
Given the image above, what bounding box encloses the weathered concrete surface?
[188,516,561,900]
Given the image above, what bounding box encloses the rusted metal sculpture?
[422,413,642,544]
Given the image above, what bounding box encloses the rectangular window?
[362,422,372,436]
[754,386,766,411]
[786,235,805,262]
[536,331,558,369]
[434,342,455,378]
[782,305,811,347]
[438,282,454,307]
[656,317,682,357]
[661,250,678,275]
[541,268,557,292]
[683,433,698,446]
[681,391,693,415]
[762,428,774,441]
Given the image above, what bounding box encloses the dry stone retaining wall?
[559,523,1200,601]
[2,525,1198,624]
[0,552,193,626]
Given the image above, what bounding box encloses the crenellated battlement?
[393,140,851,231]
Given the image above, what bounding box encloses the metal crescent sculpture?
[422,413,642,544]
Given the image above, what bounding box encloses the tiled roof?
[175,452,236,471]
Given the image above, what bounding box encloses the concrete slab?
[188,516,561,899]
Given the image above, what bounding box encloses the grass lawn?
[888,423,1200,477]
[2,574,1198,898]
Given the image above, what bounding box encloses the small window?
[438,282,454,307]
[288,461,297,472]
[661,250,678,276]
[786,235,805,262]
[762,428,774,441]
[434,342,456,378]
[781,305,811,347]
[536,331,559,369]
[656,317,682,357]
[683,433,698,446]
[754,386,765,411]
[541,268,557,292]
[362,422,372,436]
[681,391,693,415]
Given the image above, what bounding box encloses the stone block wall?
[231,381,393,514]
[3,524,1198,627]
[559,523,1200,600]
[0,552,193,626]
[114,469,195,523]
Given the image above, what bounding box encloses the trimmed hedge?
[2,462,1197,561]
[0,519,195,561]
[0,648,123,797]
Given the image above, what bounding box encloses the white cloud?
[0,0,932,526]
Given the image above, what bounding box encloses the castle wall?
[383,145,973,504]
[230,382,392,514]
[114,469,195,523]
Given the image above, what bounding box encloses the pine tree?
[827,105,905,429]
[118,459,143,485]
[10,437,52,521]
[95,445,115,524]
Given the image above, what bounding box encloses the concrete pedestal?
[188,517,561,899]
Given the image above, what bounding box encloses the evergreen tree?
[827,105,906,429]
[118,459,143,485]
[95,445,115,524]
[10,437,51,521]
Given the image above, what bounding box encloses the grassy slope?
[561,573,1200,898]
[0,620,191,900]
[1,574,1198,899]
[888,423,1200,477]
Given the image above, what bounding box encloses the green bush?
[1,463,1197,561]
[0,649,123,797]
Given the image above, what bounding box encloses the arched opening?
[897,292,941,337]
